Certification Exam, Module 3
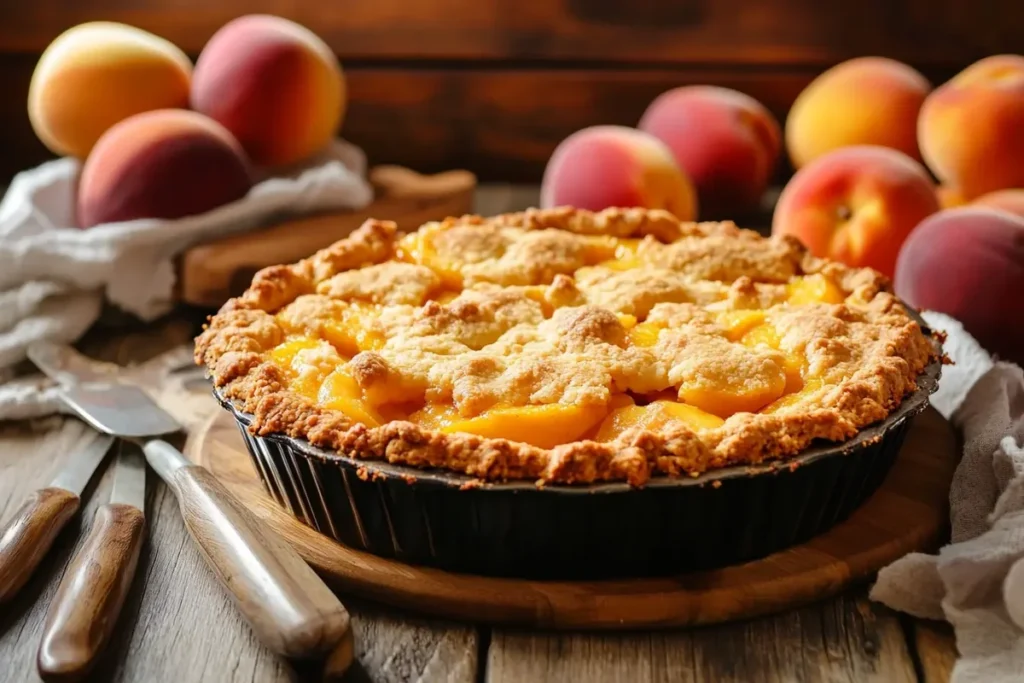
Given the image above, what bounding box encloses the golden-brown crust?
[195,208,941,487]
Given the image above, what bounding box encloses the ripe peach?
[785,57,931,169]
[191,15,346,167]
[772,146,940,278]
[637,86,781,215]
[78,109,253,228]
[919,55,1024,200]
[973,189,1024,219]
[28,21,192,159]
[895,207,1024,363]
[540,125,697,220]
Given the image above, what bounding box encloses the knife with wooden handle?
[144,441,353,665]
[37,441,146,683]
[0,433,115,604]
[28,342,355,676]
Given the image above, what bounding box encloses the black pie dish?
[212,324,943,581]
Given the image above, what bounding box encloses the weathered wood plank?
[3,0,1020,64]
[0,318,479,683]
[486,591,918,683]
[913,619,957,683]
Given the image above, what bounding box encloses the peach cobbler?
[195,207,940,486]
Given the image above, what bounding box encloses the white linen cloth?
[871,311,1024,683]
[0,140,373,419]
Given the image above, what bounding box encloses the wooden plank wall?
[1,0,1022,182]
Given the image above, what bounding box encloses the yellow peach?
[786,57,930,169]
[919,55,1024,200]
[28,21,192,159]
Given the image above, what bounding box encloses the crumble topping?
[196,207,941,486]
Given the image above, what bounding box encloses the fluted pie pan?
[213,343,940,581]
[196,207,945,580]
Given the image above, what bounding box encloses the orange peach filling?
[319,367,386,427]
[677,367,787,418]
[628,320,664,347]
[787,273,845,306]
[596,237,644,270]
[395,228,464,288]
[261,264,847,444]
[594,400,724,442]
[321,304,385,355]
[717,309,766,341]
[408,402,609,449]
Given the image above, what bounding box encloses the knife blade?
[0,432,115,603]
[37,441,147,683]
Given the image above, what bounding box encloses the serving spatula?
[27,342,354,677]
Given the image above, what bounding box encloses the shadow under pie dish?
[196,207,944,580]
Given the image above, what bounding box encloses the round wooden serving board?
[189,407,957,630]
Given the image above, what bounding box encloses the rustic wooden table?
[0,187,959,682]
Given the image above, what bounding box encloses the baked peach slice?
[320,303,385,356]
[409,402,609,449]
[396,225,466,288]
[594,399,725,442]
[319,367,386,427]
[738,322,806,394]
[786,274,845,305]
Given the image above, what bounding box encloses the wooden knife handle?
[0,488,80,603]
[168,464,352,667]
[37,503,145,683]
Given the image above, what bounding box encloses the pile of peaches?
[28,15,346,228]
[542,55,1024,361]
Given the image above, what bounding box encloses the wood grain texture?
[192,404,957,630]
[167,462,354,662]
[37,503,146,682]
[2,0,1020,63]
[0,316,479,683]
[0,487,81,604]
[487,592,917,682]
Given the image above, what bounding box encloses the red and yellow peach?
[772,146,940,278]
[540,125,698,220]
[638,86,781,215]
[895,207,1024,364]
[77,109,253,228]
[191,14,346,167]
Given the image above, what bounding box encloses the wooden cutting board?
[176,165,476,309]
[188,406,957,630]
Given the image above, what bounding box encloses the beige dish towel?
[0,140,373,420]
[871,311,1024,682]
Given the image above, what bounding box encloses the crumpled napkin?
[0,139,373,419]
[871,311,1024,683]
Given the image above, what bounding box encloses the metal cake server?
[37,441,147,682]
[0,432,115,604]
[26,342,354,675]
